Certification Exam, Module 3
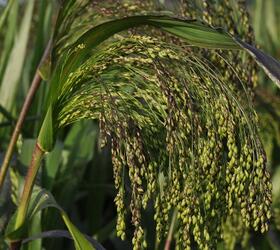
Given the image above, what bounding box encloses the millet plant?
[0,0,280,249]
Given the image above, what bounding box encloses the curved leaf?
[5,187,95,250]
[61,16,238,79]
[234,37,280,88]
[58,15,280,96]
[75,16,238,49]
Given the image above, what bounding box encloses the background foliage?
[0,0,280,249]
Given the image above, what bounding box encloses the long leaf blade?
[0,0,35,122]
[234,37,280,88]
[0,0,15,32]
[75,16,238,49]
[62,15,280,90]
[61,211,95,250]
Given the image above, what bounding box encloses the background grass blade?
[0,0,35,123]
[0,0,18,84]
[0,0,15,32]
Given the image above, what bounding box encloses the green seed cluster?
[199,0,259,88]
[51,34,272,249]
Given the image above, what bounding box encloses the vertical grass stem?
[15,142,44,229]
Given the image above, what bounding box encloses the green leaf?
[43,141,63,190]
[60,15,280,92]
[58,16,238,82]
[0,0,18,85]
[0,0,35,122]
[147,18,238,48]
[234,37,280,88]
[19,139,36,167]
[0,0,15,32]
[37,105,54,152]
[22,212,42,250]
[17,139,42,250]
[60,211,94,250]
[75,16,238,50]
[6,187,95,250]
[265,0,279,46]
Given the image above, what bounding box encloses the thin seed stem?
[164,209,177,250]
[0,40,51,191]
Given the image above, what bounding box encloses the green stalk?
[15,142,44,229]
[9,142,44,250]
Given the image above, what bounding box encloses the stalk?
[164,210,177,250]
[15,142,44,228]
[0,40,51,192]
[9,142,45,250]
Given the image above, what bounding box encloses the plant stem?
[9,142,44,250]
[164,209,177,250]
[15,142,44,229]
[0,40,51,192]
